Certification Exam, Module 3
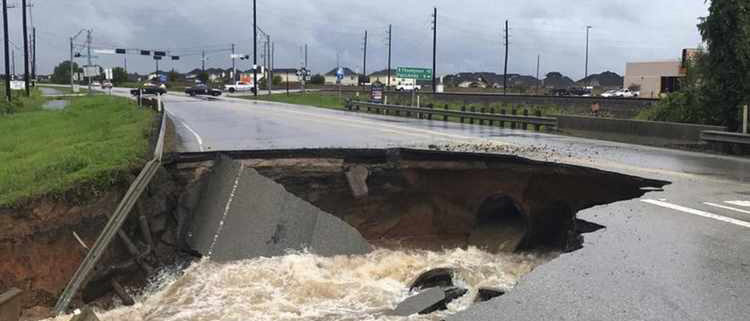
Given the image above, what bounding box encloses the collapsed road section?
[176,149,669,256]
[8,148,668,320]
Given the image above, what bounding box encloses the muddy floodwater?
[46,248,554,321]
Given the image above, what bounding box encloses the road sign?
[83,66,99,77]
[104,68,113,80]
[94,49,116,55]
[10,80,25,90]
[396,67,432,80]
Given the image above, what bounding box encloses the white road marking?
[704,202,750,215]
[181,121,204,152]
[642,199,750,229]
[726,200,750,207]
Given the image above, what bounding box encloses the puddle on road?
[46,248,552,321]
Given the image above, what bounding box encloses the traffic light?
[171,56,180,60]
[154,51,166,57]
[140,50,151,56]
[239,54,250,60]
[115,49,126,54]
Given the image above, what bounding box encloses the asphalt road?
[117,88,750,320]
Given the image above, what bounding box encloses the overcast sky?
[8,0,708,80]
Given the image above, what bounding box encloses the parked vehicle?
[185,84,222,97]
[130,82,167,96]
[91,81,101,87]
[615,88,637,98]
[600,89,618,97]
[101,81,113,89]
[568,87,592,96]
[549,88,571,96]
[395,81,421,91]
[224,81,256,93]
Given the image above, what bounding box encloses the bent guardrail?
[53,104,169,315]
[701,130,750,145]
[347,100,558,130]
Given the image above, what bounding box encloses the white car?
[600,89,618,97]
[224,81,256,93]
[615,89,637,98]
[396,83,421,91]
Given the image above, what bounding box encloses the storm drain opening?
[37,148,669,321]
[469,194,528,253]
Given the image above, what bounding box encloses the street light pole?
[2,0,11,102]
[21,0,29,95]
[252,0,257,97]
[69,29,86,92]
[585,25,592,81]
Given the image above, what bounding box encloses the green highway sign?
[396,67,433,80]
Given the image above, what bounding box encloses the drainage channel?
[40,148,668,321]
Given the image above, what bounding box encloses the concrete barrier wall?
[0,288,22,321]
[557,115,726,144]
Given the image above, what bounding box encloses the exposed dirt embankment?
[0,168,179,318]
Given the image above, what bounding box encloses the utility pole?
[231,43,236,82]
[2,0,10,102]
[86,29,92,93]
[266,34,271,94]
[69,37,73,91]
[304,43,308,69]
[21,0,29,95]
[31,26,35,80]
[585,25,592,81]
[252,0,257,97]
[124,55,127,73]
[503,20,509,95]
[271,42,274,89]
[536,54,541,94]
[201,49,205,72]
[432,7,437,93]
[387,24,392,89]
[362,30,367,80]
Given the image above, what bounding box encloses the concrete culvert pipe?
[469,195,528,252]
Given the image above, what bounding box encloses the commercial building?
[624,48,700,98]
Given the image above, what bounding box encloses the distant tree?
[197,71,209,83]
[168,69,180,82]
[273,75,282,86]
[546,72,563,78]
[111,67,128,85]
[51,60,81,84]
[696,0,750,131]
[310,74,325,85]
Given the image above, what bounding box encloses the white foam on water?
[47,247,555,321]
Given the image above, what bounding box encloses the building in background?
[624,48,700,98]
[273,68,301,83]
[324,67,359,86]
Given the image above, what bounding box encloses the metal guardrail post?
[523,109,529,130]
[460,106,465,123]
[511,109,517,129]
[744,104,748,134]
[479,108,486,125]
[469,107,475,124]
[534,110,542,131]
[443,104,448,122]
[489,108,495,126]
[500,109,506,128]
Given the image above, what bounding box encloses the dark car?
[131,83,167,96]
[549,88,571,96]
[185,84,222,97]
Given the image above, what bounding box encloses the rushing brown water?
[47,247,555,321]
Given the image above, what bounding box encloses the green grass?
[249,92,349,110]
[0,87,47,113]
[37,84,90,95]
[0,95,154,207]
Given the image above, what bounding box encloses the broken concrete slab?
[475,287,505,303]
[69,306,100,321]
[187,157,370,262]
[345,165,369,198]
[393,287,446,316]
[409,268,455,291]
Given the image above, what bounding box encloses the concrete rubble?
[186,157,371,262]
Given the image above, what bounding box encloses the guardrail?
[0,288,22,321]
[347,100,557,129]
[53,102,169,315]
[701,130,750,145]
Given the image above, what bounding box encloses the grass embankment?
[0,95,154,207]
[0,87,47,113]
[251,92,349,110]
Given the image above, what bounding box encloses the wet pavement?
[112,88,750,320]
